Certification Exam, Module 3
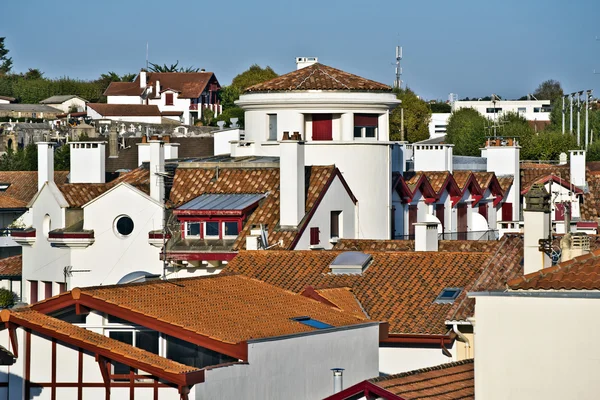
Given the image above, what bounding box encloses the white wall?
[474,294,600,400]
[379,345,456,375]
[294,176,357,249]
[214,129,241,155]
[47,98,87,113]
[106,96,142,105]
[87,107,161,124]
[428,113,451,139]
[70,142,106,184]
[413,144,453,172]
[195,324,380,400]
[71,184,164,287]
[149,92,192,125]
[453,100,551,121]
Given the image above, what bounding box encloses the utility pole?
[562,95,565,134]
[570,93,574,134]
[577,91,582,147]
[586,90,593,149]
[393,45,404,141]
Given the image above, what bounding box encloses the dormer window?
[165,93,174,106]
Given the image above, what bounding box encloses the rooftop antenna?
[393,45,403,89]
[146,42,149,70]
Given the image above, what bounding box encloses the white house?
[0,96,15,105]
[214,57,402,240]
[452,99,552,122]
[0,274,382,400]
[104,70,222,125]
[86,103,163,124]
[40,95,87,113]
[428,112,451,139]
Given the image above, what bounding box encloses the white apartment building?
[452,99,552,122]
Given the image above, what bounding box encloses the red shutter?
[310,227,320,245]
[58,282,66,294]
[555,203,565,221]
[408,205,418,236]
[436,205,445,232]
[44,281,52,300]
[312,114,332,141]
[457,203,467,239]
[354,114,378,127]
[478,203,488,220]
[165,93,174,105]
[30,281,38,303]
[501,202,513,221]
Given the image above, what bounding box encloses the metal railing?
[394,230,499,241]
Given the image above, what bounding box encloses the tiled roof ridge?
[507,248,600,289]
[369,359,474,383]
[294,64,350,90]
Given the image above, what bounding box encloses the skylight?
[329,252,372,275]
[292,316,333,329]
[434,288,462,304]
[0,183,10,191]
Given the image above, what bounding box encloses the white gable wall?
[106,95,143,105]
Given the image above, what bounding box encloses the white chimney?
[296,57,318,70]
[108,125,118,158]
[37,142,54,190]
[482,138,520,221]
[164,143,179,160]
[560,232,590,263]
[331,368,344,394]
[414,222,439,251]
[155,80,161,96]
[139,70,147,89]
[69,142,106,184]
[523,184,552,274]
[149,140,165,203]
[279,138,305,228]
[569,150,586,188]
[413,144,453,172]
[558,152,568,165]
[137,136,150,166]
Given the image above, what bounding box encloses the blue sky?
[2,0,599,100]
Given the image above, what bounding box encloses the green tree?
[219,85,242,110]
[526,130,578,161]
[23,68,44,80]
[499,112,537,159]
[148,61,199,73]
[0,37,12,75]
[429,102,451,113]
[230,64,278,92]
[389,87,431,143]
[54,144,70,170]
[445,108,488,156]
[533,79,563,101]
[586,140,600,161]
[216,107,245,128]
[0,288,16,308]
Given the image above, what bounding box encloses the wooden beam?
[96,355,111,399]
[6,322,18,357]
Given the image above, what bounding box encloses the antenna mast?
[146,42,149,70]
[394,45,403,89]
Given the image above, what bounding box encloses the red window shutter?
[44,281,52,300]
[312,114,332,141]
[30,281,38,303]
[310,227,320,245]
[555,203,565,221]
[408,205,418,236]
[457,203,467,239]
[354,114,378,127]
[436,205,445,231]
[478,203,488,220]
[58,282,66,294]
[165,93,174,105]
[501,202,513,221]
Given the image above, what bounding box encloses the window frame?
[185,221,202,238]
[165,92,174,106]
[330,211,342,239]
[204,221,220,239]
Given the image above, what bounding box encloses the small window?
[330,211,341,238]
[43,281,52,300]
[310,227,320,245]
[165,93,174,106]
[186,222,201,237]
[32,112,37,119]
[109,331,133,375]
[223,221,239,237]
[434,288,462,304]
[485,108,502,114]
[29,281,38,304]
[205,221,219,237]
[517,107,526,114]
[292,316,333,329]
[0,183,10,191]
[115,215,134,237]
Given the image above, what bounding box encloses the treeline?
[0,74,106,104]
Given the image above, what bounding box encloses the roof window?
[434,288,462,304]
[329,252,372,275]
[292,316,333,329]
[0,183,10,191]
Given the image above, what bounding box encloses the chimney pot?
[331,368,344,394]
[282,131,290,141]
[37,142,55,190]
[414,222,439,251]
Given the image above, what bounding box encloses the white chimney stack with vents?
[69,142,106,184]
[139,70,147,89]
[569,150,586,188]
[482,138,520,221]
[414,222,439,252]
[523,184,552,275]
[296,57,318,70]
[279,137,305,228]
[37,142,54,190]
[149,140,165,203]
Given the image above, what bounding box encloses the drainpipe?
[452,323,471,358]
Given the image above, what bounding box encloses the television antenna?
[393,45,403,89]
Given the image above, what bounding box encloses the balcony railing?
[395,230,499,241]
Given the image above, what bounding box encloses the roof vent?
[296,56,318,70]
[329,252,372,275]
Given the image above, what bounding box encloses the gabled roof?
[87,103,161,117]
[40,95,88,104]
[0,104,62,113]
[508,248,600,290]
[32,273,370,360]
[0,95,16,102]
[226,250,493,335]
[0,255,21,277]
[0,172,69,207]
[520,174,584,195]
[0,308,203,386]
[302,287,369,320]
[245,63,391,92]
[104,72,218,99]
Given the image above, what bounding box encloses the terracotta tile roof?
[450,171,472,191]
[58,167,149,208]
[520,163,570,190]
[1,308,199,376]
[168,165,337,250]
[421,171,451,193]
[497,176,514,194]
[87,103,162,117]
[369,359,474,400]
[314,287,368,320]
[245,63,391,92]
[581,174,600,221]
[104,72,217,99]
[508,248,600,290]
[0,255,21,277]
[42,274,367,344]
[0,171,69,209]
[226,250,492,335]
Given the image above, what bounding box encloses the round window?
[115,216,134,237]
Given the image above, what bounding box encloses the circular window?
[114,216,134,237]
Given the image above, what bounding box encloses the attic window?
[434,288,462,304]
[329,252,372,275]
[292,316,333,329]
[0,183,10,191]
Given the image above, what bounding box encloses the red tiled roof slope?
[226,250,492,335]
[245,63,391,92]
[87,103,161,117]
[54,274,367,344]
[0,171,69,208]
[370,359,474,400]
[0,255,21,277]
[104,72,216,98]
[315,287,368,320]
